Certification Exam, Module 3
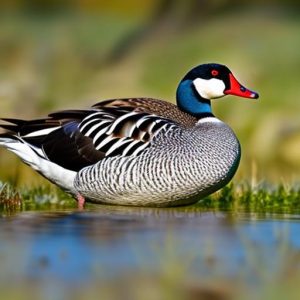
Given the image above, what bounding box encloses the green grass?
[0,181,76,215]
[1,181,300,215]
[199,183,300,213]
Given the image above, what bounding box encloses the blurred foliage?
[0,0,157,15]
[1,0,300,13]
[0,1,300,185]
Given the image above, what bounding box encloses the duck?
[0,63,258,208]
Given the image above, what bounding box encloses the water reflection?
[0,206,300,284]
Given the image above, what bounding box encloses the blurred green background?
[0,0,300,186]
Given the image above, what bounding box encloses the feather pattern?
[0,98,181,172]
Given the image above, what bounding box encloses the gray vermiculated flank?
[74,119,241,207]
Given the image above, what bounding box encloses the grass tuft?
[0,181,75,215]
[196,182,300,213]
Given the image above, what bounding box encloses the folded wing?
[0,100,178,172]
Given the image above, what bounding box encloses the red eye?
[211,70,219,76]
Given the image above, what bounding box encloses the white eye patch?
[193,78,226,100]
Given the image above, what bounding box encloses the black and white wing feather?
[0,104,178,172]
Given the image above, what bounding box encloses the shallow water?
[1,206,300,286]
[0,208,299,300]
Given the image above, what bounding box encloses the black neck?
[195,112,215,119]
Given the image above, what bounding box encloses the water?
[1,206,300,296]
